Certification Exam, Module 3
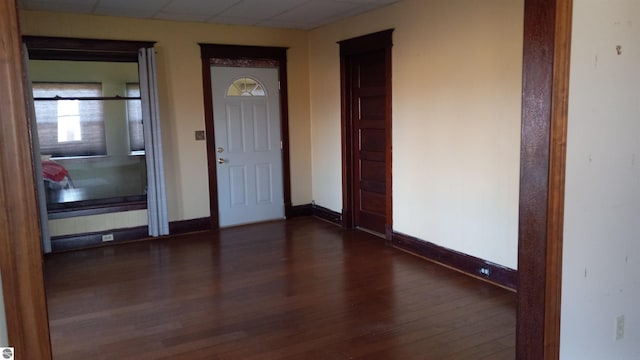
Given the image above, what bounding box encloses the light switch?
[195,130,205,141]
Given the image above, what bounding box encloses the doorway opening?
[199,44,292,229]
[339,30,394,240]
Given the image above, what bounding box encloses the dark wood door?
[350,50,388,235]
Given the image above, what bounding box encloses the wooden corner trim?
[0,1,53,358]
[50,217,213,252]
[392,232,517,291]
[312,204,343,226]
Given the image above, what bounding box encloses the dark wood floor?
[44,217,515,359]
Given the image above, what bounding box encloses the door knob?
[218,158,226,164]
[217,147,224,153]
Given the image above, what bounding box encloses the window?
[33,82,106,157]
[227,77,266,96]
[126,83,144,152]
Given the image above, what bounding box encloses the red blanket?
[42,160,69,182]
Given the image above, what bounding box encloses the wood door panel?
[359,95,386,120]
[361,159,386,183]
[360,128,385,152]
[357,58,385,88]
[358,211,386,234]
[360,151,385,162]
[361,190,385,214]
[360,180,386,194]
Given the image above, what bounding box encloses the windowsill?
[49,155,110,161]
[47,194,147,219]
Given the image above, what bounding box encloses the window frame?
[24,36,156,218]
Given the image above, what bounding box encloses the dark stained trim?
[311,204,343,226]
[50,217,212,252]
[199,44,292,229]
[200,57,219,229]
[518,0,572,358]
[23,36,155,62]
[338,29,393,241]
[0,1,53,357]
[392,232,517,290]
[168,216,211,234]
[47,199,147,219]
[287,204,313,218]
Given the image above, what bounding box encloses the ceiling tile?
[271,0,360,25]
[21,0,97,13]
[161,0,241,16]
[18,0,402,30]
[95,0,169,12]
[219,0,304,20]
[208,16,260,26]
[93,6,157,18]
[154,11,211,22]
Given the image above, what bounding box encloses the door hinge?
[278,81,281,90]
[280,140,283,150]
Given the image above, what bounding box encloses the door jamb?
[517,0,572,358]
[199,44,291,229]
[338,29,394,241]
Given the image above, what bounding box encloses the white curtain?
[139,47,169,236]
[23,44,52,253]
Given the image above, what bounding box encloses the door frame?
[199,44,291,229]
[339,29,394,241]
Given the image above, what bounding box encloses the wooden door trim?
[339,29,394,241]
[0,1,53,358]
[518,0,572,358]
[199,44,291,229]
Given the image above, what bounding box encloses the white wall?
[308,0,523,268]
[562,0,640,358]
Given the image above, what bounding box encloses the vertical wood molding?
[545,0,572,358]
[518,0,572,359]
[0,0,53,358]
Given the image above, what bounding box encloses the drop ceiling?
[18,0,401,30]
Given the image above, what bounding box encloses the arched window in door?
[226,77,266,97]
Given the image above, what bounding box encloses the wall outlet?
[102,233,114,242]
[616,315,625,340]
[479,267,491,276]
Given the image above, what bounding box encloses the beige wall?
[562,0,640,357]
[21,10,313,235]
[308,0,523,268]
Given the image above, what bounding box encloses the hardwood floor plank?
[45,217,515,359]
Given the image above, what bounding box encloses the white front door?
[211,66,284,227]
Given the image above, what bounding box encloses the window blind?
[33,82,106,157]
[126,83,145,152]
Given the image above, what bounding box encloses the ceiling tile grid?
[19,0,401,30]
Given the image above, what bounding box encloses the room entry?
[210,66,284,227]
[339,30,393,237]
